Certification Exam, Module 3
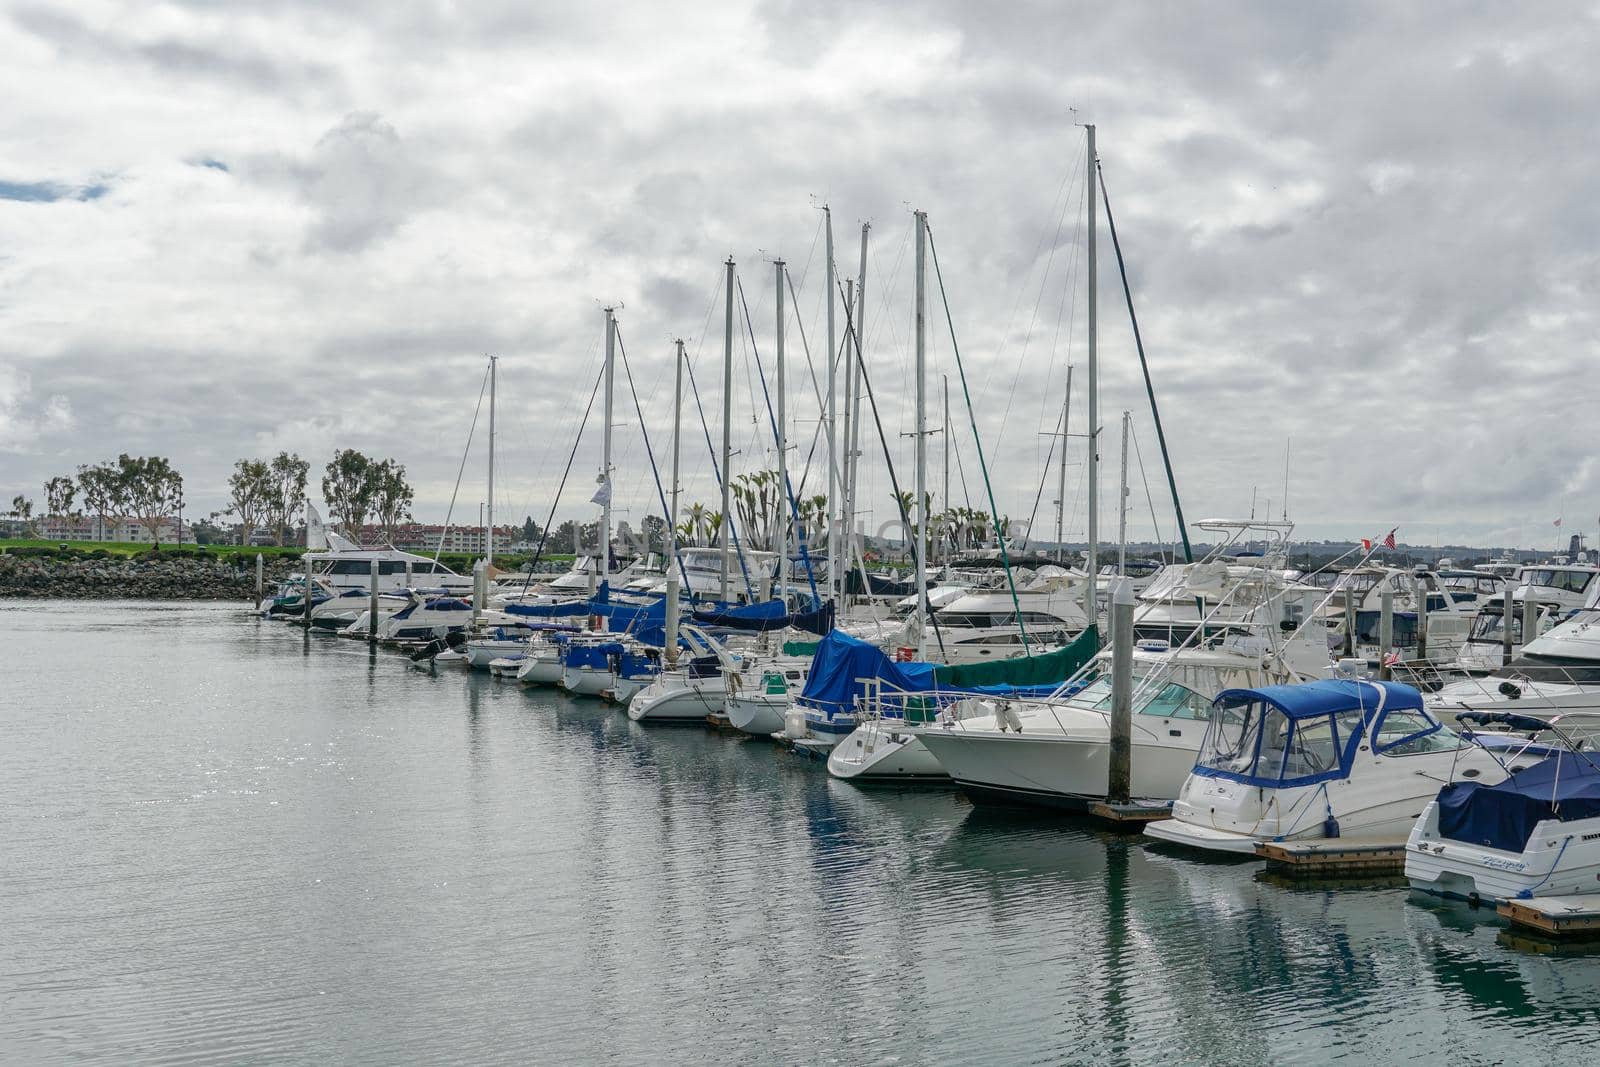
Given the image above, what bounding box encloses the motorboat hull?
[913,729,1199,809]
[1405,800,1600,902]
[465,639,527,668]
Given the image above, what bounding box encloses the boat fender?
[1323,815,1341,839]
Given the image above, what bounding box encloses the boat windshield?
[1196,701,1362,786]
[1066,677,1211,719]
[1524,569,1594,594]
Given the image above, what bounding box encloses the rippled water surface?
[5,601,1600,1064]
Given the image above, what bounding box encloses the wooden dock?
[1499,896,1600,940]
[1255,836,1408,878]
[1088,800,1173,830]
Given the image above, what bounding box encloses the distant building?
[32,514,188,543]
[353,523,518,554]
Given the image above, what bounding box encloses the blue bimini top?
[1437,753,1600,854]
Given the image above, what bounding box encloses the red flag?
[1361,538,1373,552]
[1383,528,1397,549]
[1554,517,1563,527]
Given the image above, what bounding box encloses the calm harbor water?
[5,600,1600,1065]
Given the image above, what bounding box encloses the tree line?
[12,449,416,548]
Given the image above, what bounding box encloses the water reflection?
[4,601,1600,1065]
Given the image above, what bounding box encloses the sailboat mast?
[1056,364,1072,563]
[942,374,950,569]
[825,207,838,605]
[841,277,856,594]
[851,223,869,567]
[1118,410,1130,575]
[913,210,929,660]
[721,257,735,602]
[666,338,684,658]
[1085,123,1100,622]
[601,308,616,595]
[486,354,496,571]
[775,258,788,605]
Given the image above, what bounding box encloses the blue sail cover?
[798,631,939,718]
[1437,753,1600,853]
[692,598,790,631]
[691,598,836,635]
[795,630,1075,721]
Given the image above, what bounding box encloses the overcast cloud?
[3,1,1598,550]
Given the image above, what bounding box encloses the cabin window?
[1277,717,1339,778]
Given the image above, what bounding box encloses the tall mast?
[775,258,788,605]
[913,211,929,660]
[601,308,616,595]
[825,207,838,604]
[1118,411,1130,576]
[666,338,684,657]
[721,257,735,602]
[942,374,951,569]
[841,277,856,594]
[486,354,496,570]
[1085,123,1099,622]
[851,224,869,563]
[1056,364,1072,563]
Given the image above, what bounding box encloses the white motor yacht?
[1144,679,1511,855]
[377,590,476,642]
[909,552,1329,810]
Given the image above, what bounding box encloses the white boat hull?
[827,719,947,782]
[561,666,613,697]
[518,654,565,686]
[914,728,1199,809]
[727,694,788,736]
[629,677,724,721]
[1405,800,1600,902]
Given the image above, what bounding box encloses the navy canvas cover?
[1437,753,1600,853]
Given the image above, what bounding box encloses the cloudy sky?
[3,1,1598,550]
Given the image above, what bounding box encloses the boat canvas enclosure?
[1435,754,1600,853]
[1193,680,1430,789]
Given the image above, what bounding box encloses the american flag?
[1383,528,1397,549]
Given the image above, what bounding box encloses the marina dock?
[1255,837,1409,878]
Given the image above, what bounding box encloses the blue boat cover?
[1437,753,1600,853]
[1213,679,1421,721]
[796,630,1086,720]
[797,631,938,718]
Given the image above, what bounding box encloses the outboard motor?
[410,630,467,662]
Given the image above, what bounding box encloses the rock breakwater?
[0,552,298,600]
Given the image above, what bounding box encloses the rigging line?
[1021,400,1065,551]
[683,350,755,599]
[433,360,491,566]
[519,363,605,590]
[977,152,1082,413]
[993,151,1084,469]
[925,221,1034,653]
[614,328,692,594]
[1099,158,1193,563]
[735,274,821,605]
[1128,423,1169,563]
[1033,176,1087,485]
[830,269,947,657]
